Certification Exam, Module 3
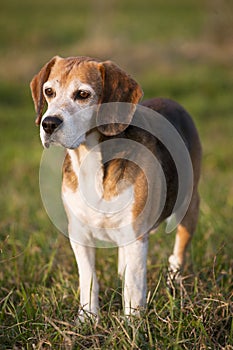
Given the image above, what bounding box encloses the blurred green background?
[0,0,232,348]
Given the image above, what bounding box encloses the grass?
[0,0,233,348]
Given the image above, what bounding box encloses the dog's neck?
[69,130,101,163]
[67,130,104,195]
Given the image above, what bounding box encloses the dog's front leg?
[70,241,99,321]
[119,238,148,316]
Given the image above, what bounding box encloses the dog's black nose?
[42,116,63,135]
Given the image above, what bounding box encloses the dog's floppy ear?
[30,56,58,126]
[97,61,143,136]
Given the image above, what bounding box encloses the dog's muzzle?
[42,116,63,135]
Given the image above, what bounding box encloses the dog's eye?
[74,90,91,100]
[45,88,55,97]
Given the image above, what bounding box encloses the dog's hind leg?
[168,191,200,284]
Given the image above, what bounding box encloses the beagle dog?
[30,56,202,320]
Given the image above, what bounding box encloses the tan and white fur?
[30,56,202,320]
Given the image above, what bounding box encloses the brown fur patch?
[62,153,78,192]
[30,56,58,125]
[97,61,143,136]
[175,224,192,265]
[30,56,104,126]
[48,58,103,100]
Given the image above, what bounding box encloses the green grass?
[0,0,233,348]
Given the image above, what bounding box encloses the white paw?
[167,254,182,288]
[123,303,146,320]
[75,309,99,325]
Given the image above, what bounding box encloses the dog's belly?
[62,185,137,246]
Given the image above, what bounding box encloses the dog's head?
[30,56,143,149]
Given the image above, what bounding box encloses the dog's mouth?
[68,134,86,149]
[43,133,86,150]
[43,133,56,149]
[44,139,52,149]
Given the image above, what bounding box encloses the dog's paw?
[167,254,182,295]
[123,305,147,324]
[75,309,99,326]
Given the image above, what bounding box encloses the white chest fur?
[62,132,136,247]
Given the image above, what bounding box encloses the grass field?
[0,0,233,349]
